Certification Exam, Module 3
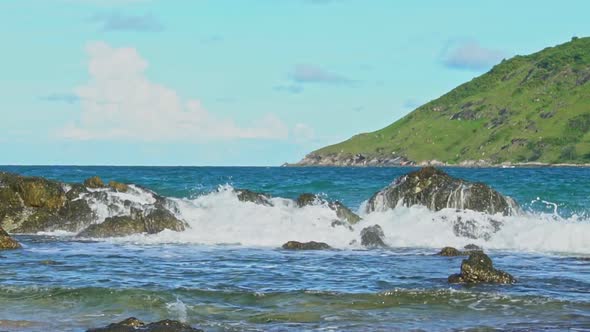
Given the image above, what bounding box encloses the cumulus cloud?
[59,41,290,142]
[91,12,163,32]
[442,41,505,71]
[290,64,350,84]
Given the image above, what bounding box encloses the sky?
[1,0,589,166]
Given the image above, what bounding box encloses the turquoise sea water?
[0,166,589,331]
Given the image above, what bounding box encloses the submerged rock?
[78,206,186,238]
[296,193,361,224]
[448,252,515,284]
[282,241,332,250]
[360,225,388,248]
[87,317,203,332]
[235,189,273,206]
[437,245,483,256]
[0,227,21,250]
[84,176,105,189]
[366,167,519,215]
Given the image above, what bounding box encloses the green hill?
[297,37,590,166]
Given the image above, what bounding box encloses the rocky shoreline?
[287,153,590,168]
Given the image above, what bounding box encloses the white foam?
[93,186,590,255]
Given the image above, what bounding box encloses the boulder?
[366,167,519,215]
[360,225,388,248]
[87,317,203,332]
[437,245,483,256]
[282,241,332,250]
[235,189,273,206]
[448,252,515,284]
[108,181,129,193]
[0,227,21,249]
[296,193,361,224]
[78,206,186,238]
[84,176,105,189]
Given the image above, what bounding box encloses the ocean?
[0,166,589,331]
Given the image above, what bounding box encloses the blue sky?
[1,0,589,165]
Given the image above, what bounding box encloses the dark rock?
[366,167,519,216]
[282,241,332,250]
[452,215,503,241]
[0,227,21,250]
[438,247,465,256]
[360,225,388,248]
[448,252,515,284]
[78,206,186,238]
[108,181,129,192]
[66,184,89,200]
[464,244,482,251]
[235,189,273,206]
[87,317,203,332]
[84,176,105,189]
[296,193,361,224]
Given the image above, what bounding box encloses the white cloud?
[59,41,290,142]
[442,41,506,71]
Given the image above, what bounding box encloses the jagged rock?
[66,184,89,200]
[78,206,186,238]
[235,189,273,206]
[360,225,388,248]
[452,215,503,240]
[0,173,66,210]
[87,317,203,332]
[367,167,520,216]
[108,181,129,192]
[448,252,515,284]
[282,241,332,250]
[84,176,105,189]
[0,227,21,249]
[296,193,361,224]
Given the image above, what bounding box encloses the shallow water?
[0,166,589,331]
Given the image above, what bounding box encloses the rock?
[87,317,203,332]
[282,241,332,250]
[296,193,361,224]
[438,247,465,256]
[84,176,105,189]
[367,167,520,216]
[448,252,515,284]
[108,181,129,192]
[452,215,503,240]
[360,225,388,248]
[0,227,21,249]
[78,206,186,238]
[66,184,89,200]
[6,174,66,210]
[235,189,273,206]
[464,244,482,251]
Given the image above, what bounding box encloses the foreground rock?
[366,167,520,215]
[448,252,515,284]
[0,172,187,238]
[282,241,332,250]
[235,189,273,206]
[0,227,21,249]
[78,206,187,238]
[360,225,388,248]
[87,317,203,332]
[296,193,361,224]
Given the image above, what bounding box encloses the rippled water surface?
[0,166,589,331]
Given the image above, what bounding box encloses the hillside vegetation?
[302,37,590,165]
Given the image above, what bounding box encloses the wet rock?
[296,193,361,224]
[438,247,465,256]
[108,181,129,193]
[235,189,273,206]
[78,206,186,238]
[464,244,482,251]
[366,167,520,216]
[360,225,388,248]
[282,241,332,250]
[0,227,21,249]
[452,215,503,241]
[9,175,66,210]
[87,317,203,332]
[448,252,515,284]
[65,184,89,200]
[84,176,105,189]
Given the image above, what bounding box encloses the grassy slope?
[311,37,590,164]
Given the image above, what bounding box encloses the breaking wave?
[68,184,590,255]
